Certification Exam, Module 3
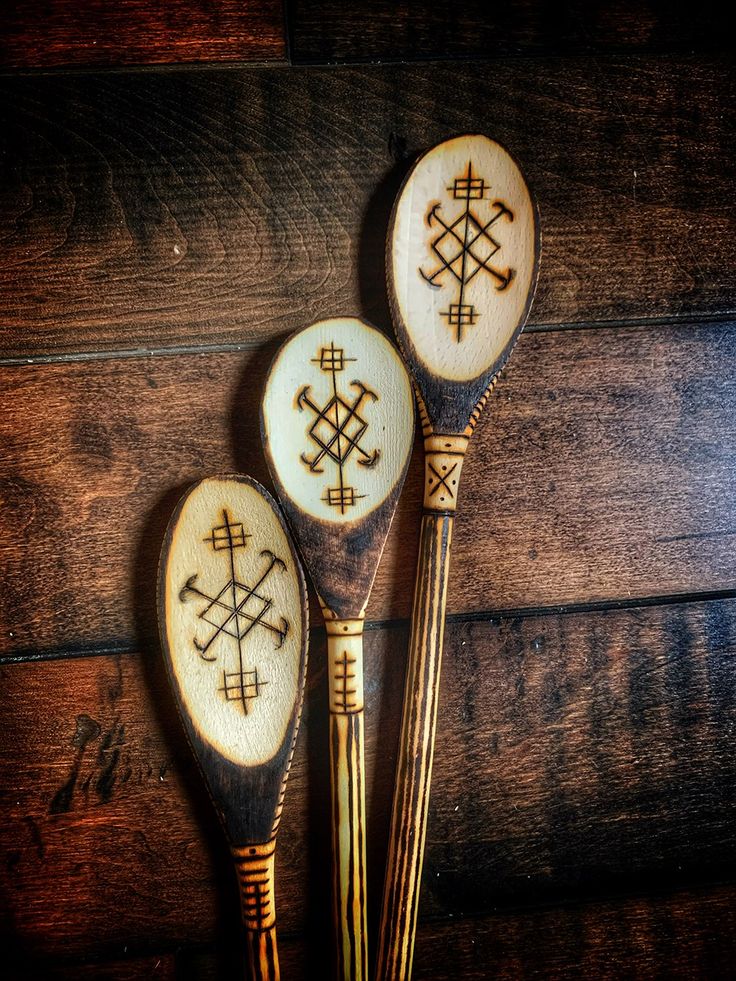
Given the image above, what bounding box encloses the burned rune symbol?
[333,649,358,712]
[420,161,515,341]
[297,342,380,514]
[179,510,289,715]
[427,460,459,501]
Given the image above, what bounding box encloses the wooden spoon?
[377,134,540,980]
[158,474,308,981]
[261,316,415,981]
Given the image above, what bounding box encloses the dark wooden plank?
[288,0,731,64]
[2,599,736,964]
[406,887,736,979]
[1,57,734,358]
[0,650,251,965]
[3,321,736,658]
[16,885,736,979]
[0,1,286,71]
[8,953,177,981]
[166,886,736,979]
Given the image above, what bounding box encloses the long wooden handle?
[233,842,280,981]
[376,502,455,981]
[327,620,368,980]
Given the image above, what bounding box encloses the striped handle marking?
[233,841,280,981]
[376,508,454,981]
[327,621,368,980]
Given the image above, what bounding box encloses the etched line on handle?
[326,619,365,714]
[234,841,280,979]
[330,709,368,981]
[233,840,277,932]
[376,513,454,981]
[245,923,280,981]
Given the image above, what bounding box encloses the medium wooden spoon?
[377,134,540,980]
[158,474,308,981]
[261,317,415,981]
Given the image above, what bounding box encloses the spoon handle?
[327,619,369,980]
[377,451,459,979]
[234,842,280,981]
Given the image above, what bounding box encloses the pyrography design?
[235,852,273,931]
[427,459,459,502]
[179,510,289,715]
[297,342,380,514]
[333,649,358,713]
[420,160,515,341]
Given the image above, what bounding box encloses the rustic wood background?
[1,2,735,978]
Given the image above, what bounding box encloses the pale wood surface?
[390,135,538,390]
[161,477,305,770]
[262,318,414,533]
[262,317,413,622]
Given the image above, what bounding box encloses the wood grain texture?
[406,886,736,979]
[3,321,736,658]
[245,926,279,981]
[17,885,736,979]
[235,845,279,981]
[3,599,736,966]
[1,57,734,358]
[8,952,177,981]
[0,1,286,70]
[288,0,732,63]
[0,650,306,967]
[330,709,368,981]
[326,624,368,981]
[158,476,307,979]
[181,886,736,979]
[377,513,453,981]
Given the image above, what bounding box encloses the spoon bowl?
[159,474,308,981]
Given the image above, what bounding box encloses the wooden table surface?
[1,3,735,978]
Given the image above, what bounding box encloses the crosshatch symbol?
[451,172,485,199]
[297,342,380,514]
[314,342,354,373]
[206,518,250,551]
[179,509,289,715]
[420,160,516,341]
[221,667,267,704]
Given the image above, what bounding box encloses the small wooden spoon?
[158,474,308,981]
[377,134,540,980]
[261,317,415,981]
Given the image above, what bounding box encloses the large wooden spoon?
[261,317,415,980]
[377,134,540,980]
[158,474,308,981]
